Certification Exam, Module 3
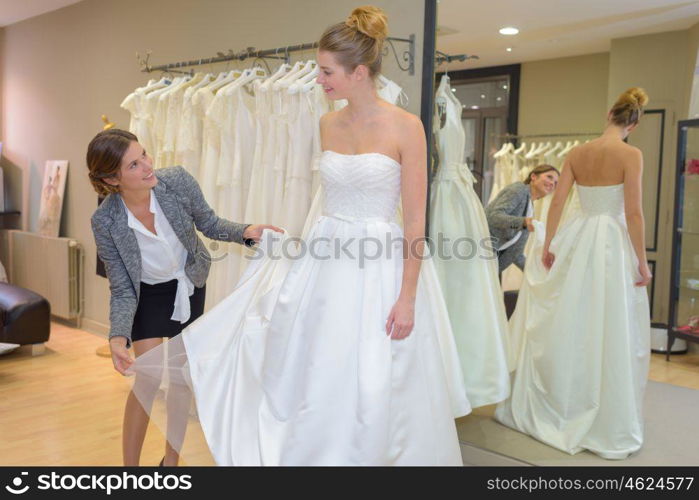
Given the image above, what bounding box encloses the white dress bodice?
[577,183,625,218]
[319,151,401,222]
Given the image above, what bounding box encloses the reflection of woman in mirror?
[38,165,63,236]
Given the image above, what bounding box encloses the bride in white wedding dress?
[129,6,470,466]
[495,88,652,459]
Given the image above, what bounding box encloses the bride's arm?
[543,157,574,251]
[386,113,426,340]
[623,148,651,286]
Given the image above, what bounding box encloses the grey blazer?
[91,166,250,346]
[485,181,531,273]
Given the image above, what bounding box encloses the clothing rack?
[496,132,601,139]
[138,34,416,76]
[435,50,478,65]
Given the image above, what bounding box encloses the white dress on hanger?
[174,85,206,178]
[121,85,159,157]
[430,75,510,407]
[130,151,470,465]
[269,85,292,227]
[279,87,316,237]
[205,82,258,307]
[244,82,277,225]
[495,183,650,459]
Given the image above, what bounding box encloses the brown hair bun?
[345,5,388,41]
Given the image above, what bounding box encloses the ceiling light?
[506,47,513,52]
[451,88,456,92]
[499,27,519,36]
[471,105,479,109]
[480,94,486,99]
[496,97,502,102]
[502,84,508,90]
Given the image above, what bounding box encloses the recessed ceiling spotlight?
[506,47,513,52]
[471,105,480,109]
[480,94,486,99]
[451,88,456,92]
[496,97,502,101]
[502,84,508,90]
[499,27,519,36]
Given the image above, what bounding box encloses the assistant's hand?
[386,298,415,340]
[243,224,284,244]
[109,337,133,376]
[524,217,535,232]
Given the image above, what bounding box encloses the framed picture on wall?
[38,160,68,237]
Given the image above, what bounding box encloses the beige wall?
[687,21,699,118]
[0,0,426,334]
[518,53,609,136]
[0,27,3,137]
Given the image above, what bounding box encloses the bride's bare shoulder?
[379,102,422,135]
[320,109,341,128]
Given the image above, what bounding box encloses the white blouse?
[123,191,194,323]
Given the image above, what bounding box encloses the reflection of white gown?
[495,184,650,459]
[131,151,470,465]
[430,75,510,407]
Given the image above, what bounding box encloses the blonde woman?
[130,5,469,465]
[495,88,652,459]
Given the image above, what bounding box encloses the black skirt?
[130,279,206,342]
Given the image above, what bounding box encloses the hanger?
[262,61,292,90]
[558,139,579,158]
[282,59,316,87]
[208,69,243,94]
[514,141,527,154]
[494,142,514,158]
[145,75,183,100]
[141,76,171,94]
[189,72,214,93]
[531,141,551,157]
[294,62,320,93]
[223,67,266,95]
[273,60,307,89]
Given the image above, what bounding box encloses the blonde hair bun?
[346,5,388,41]
[622,87,649,108]
[610,87,649,126]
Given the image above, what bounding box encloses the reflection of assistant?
[485,164,559,274]
[38,166,63,236]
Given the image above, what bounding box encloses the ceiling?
[437,0,699,70]
[0,0,82,27]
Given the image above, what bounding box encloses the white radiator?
[6,230,84,321]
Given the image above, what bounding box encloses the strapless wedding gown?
[495,183,650,459]
[130,151,471,466]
